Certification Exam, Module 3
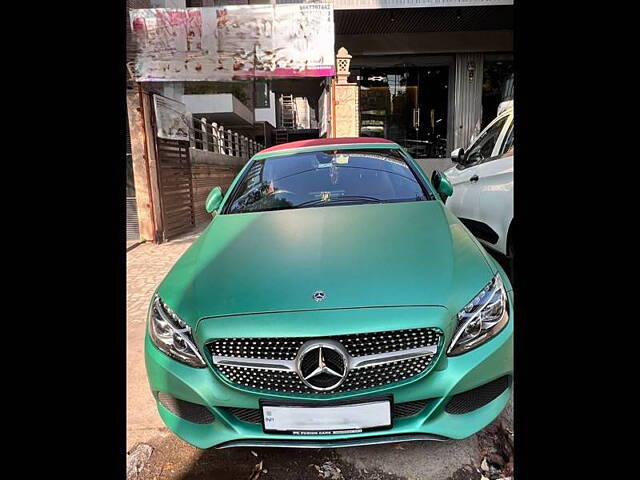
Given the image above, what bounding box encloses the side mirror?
[451,147,465,163]
[431,171,453,201]
[205,186,223,214]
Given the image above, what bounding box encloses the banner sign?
[153,94,190,141]
[332,0,512,9]
[129,4,335,81]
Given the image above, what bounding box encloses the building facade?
[334,0,513,158]
[128,0,513,156]
[126,0,513,242]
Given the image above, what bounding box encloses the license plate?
[261,398,392,435]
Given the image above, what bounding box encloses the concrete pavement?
[127,227,205,450]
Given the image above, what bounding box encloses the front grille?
[208,328,441,395]
[228,407,264,424]
[217,355,434,394]
[209,328,439,360]
[445,376,510,414]
[157,393,215,424]
[225,399,431,424]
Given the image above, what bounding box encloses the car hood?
[157,201,496,326]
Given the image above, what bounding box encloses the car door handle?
[470,175,479,182]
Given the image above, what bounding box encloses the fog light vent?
[393,399,430,418]
[445,376,510,414]
[157,393,215,424]
[228,408,264,424]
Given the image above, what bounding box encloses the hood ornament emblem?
[312,291,326,302]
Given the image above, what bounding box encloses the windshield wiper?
[332,195,385,203]
[296,195,384,209]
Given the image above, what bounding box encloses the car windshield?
[224,149,430,214]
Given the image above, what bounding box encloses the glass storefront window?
[358,66,449,158]
[254,80,270,108]
[482,57,514,129]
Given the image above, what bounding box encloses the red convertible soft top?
[258,137,397,155]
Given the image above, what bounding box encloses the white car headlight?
[447,274,509,356]
[148,295,206,368]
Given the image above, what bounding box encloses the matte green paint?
[145,141,513,448]
[157,201,496,326]
[205,186,223,213]
[437,172,454,198]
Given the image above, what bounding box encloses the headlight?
[148,295,206,368]
[447,274,509,356]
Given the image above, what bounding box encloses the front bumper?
[145,298,513,449]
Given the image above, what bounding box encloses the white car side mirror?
[451,148,465,163]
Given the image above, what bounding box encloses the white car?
[443,107,514,258]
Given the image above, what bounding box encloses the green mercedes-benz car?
[145,137,513,449]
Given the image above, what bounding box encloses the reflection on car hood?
[157,201,495,326]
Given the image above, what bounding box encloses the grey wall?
[189,148,249,166]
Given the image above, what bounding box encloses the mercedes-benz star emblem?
[312,291,326,302]
[296,340,348,391]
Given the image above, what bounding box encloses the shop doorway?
[358,65,450,158]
